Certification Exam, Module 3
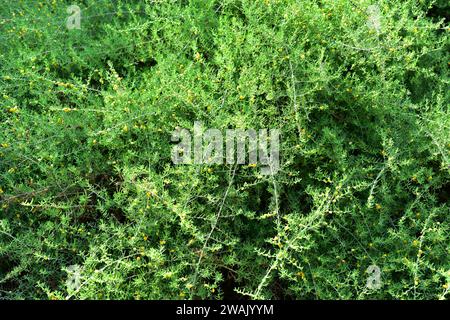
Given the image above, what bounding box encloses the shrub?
[0,0,448,299]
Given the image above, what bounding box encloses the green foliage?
[0,0,448,300]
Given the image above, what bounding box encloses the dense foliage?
[0,0,449,300]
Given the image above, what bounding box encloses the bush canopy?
[0,0,448,300]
